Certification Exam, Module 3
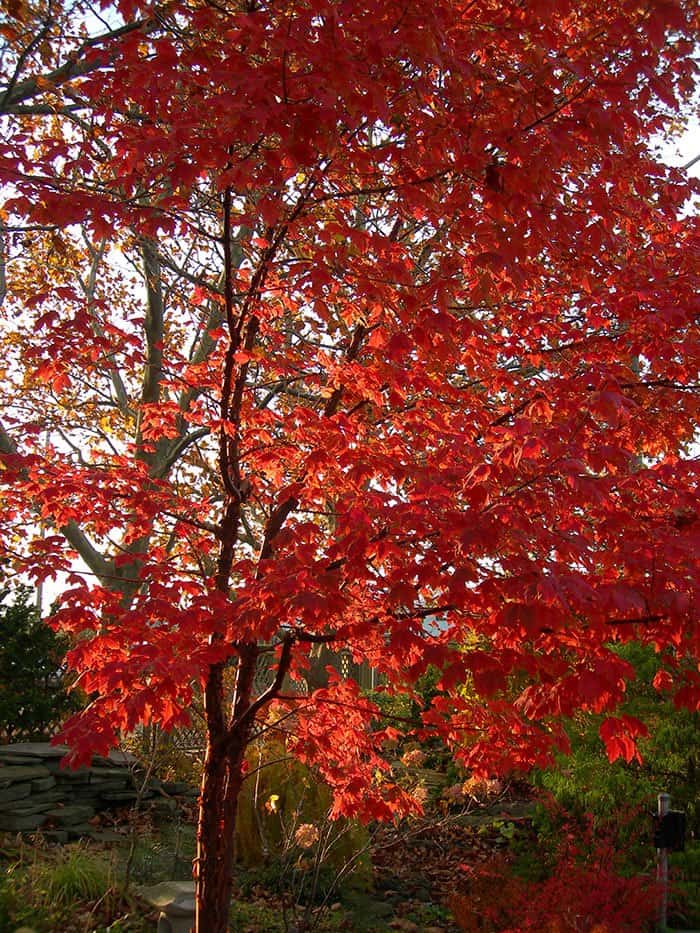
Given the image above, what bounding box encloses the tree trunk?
[194,739,247,933]
[194,646,259,932]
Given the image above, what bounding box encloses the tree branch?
[156,427,211,478]
[139,238,165,408]
[0,13,54,114]
[0,220,6,308]
[78,236,132,415]
[0,14,159,114]
[0,420,117,583]
[235,634,295,732]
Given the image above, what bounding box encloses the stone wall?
[0,742,196,841]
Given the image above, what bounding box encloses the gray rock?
[151,798,179,815]
[50,766,92,783]
[0,742,68,758]
[91,781,132,794]
[89,780,130,794]
[144,882,198,930]
[0,811,49,831]
[63,792,103,806]
[157,911,195,933]
[0,765,51,783]
[30,776,56,792]
[0,782,32,803]
[100,790,151,803]
[162,781,194,795]
[7,797,63,817]
[0,754,45,767]
[89,766,132,781]
[104,749,138,767]
[23,788,64,805]
[168,897,196,919]
[46,804,95,825]
[87,829,126,843]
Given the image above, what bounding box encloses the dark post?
[657,792,671,931]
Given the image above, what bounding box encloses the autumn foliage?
[451,848,657,933]
[1,0,699,927]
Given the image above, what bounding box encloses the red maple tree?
[1,0,699,928]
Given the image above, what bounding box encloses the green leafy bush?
[532,642,700,928]
[0,584,80,741]
[534,643,700,827]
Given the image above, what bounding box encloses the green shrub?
[535,643,700,827]
[0,584,81,741]
[531,642,700,927]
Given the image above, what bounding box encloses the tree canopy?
[1,0,698,927]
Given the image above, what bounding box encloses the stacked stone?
[0,742,160,840]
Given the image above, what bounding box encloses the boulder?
[87,829,126,843]
[0,743,189,842]
[100,790,151,803]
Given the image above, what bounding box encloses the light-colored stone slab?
[141,881,195,910]
[142,882,197,933]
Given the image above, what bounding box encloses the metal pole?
[657,792,671,931]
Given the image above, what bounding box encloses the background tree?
[0,583,79,741]
[1,0,699,929]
